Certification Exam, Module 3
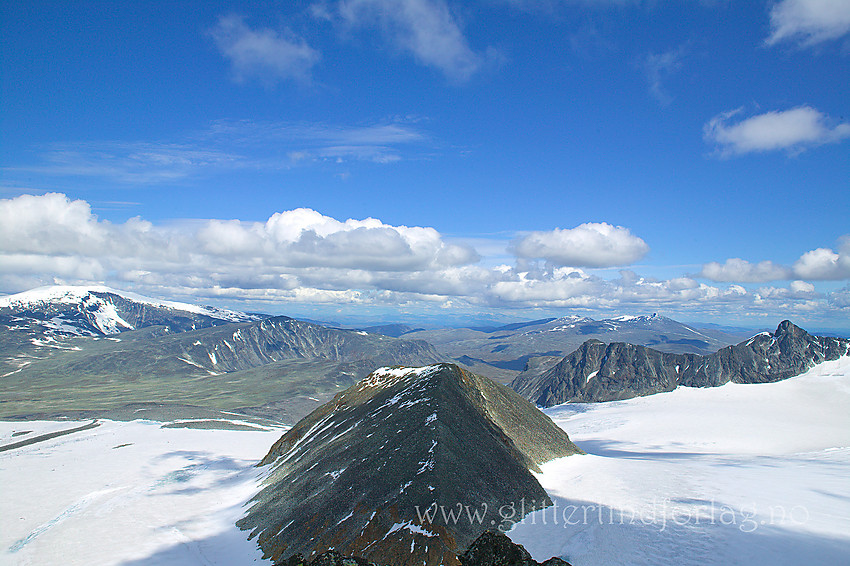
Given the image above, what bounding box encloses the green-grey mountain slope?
[1,313,441,421]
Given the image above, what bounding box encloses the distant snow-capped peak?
[0,285,260,337]
[0,285,113,308]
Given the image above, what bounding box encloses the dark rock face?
[512,321,850,407]
[239,363,581,566]
[459,531,571,566]
[512,339,687,405]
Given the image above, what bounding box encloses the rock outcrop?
[459,531,571,566]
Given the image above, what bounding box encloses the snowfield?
[509,355,850,565]
[1,356,848,565]
[0,420,283,566]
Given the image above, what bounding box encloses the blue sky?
[1,0,849,329]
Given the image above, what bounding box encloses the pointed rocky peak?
[514,340,687,406]
[773,320,809,339]
[239,363,580,566]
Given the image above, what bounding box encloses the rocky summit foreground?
[238,363,581,566]
[276,530,572,566]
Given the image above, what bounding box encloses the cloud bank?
[700,259,792,283]
[2,193,846,323]
[700,237,850,283]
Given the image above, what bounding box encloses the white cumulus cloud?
[511,222,649,268]
[793,238,850,280]
[700,237,850,284]
[766,0,850,46]
[0,193,479,304]
[704,106,850,156]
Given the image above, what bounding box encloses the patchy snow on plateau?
[361,365,441,388]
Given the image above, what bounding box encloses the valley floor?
[1,357,848,566]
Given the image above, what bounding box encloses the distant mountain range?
[402,314,748,382]
[4,285,842,422]
[512,320,850,406]
[239,363,581,566]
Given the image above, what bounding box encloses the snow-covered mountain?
[0,285,262,337]
[239,363,581,566]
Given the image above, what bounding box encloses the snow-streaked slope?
[0,419,283,566]
[508,355,850,566]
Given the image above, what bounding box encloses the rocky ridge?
[403,313,745,382]
[512,320,850,406]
